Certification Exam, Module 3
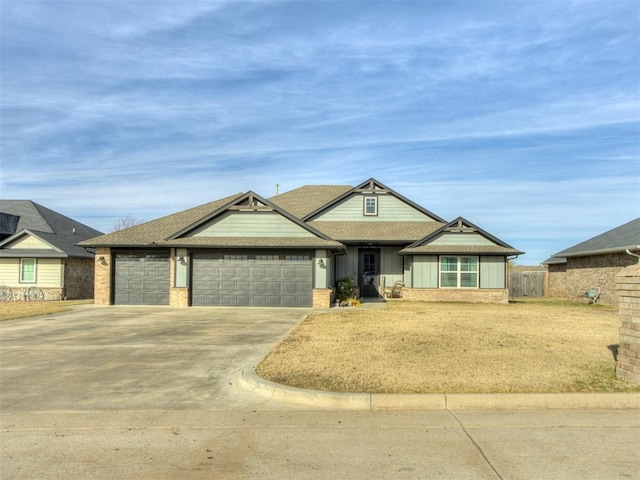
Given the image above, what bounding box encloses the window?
[285,255,310,261]
[364,196,377,216]
[223,254,249,261]
[20,258,36,283]
[439,256,478,288]
[255,255,280,261]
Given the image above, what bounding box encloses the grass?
[0,299,93,322]
[257,298,639,394]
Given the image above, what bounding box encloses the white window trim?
[439,256,478,288]
[20,258,37,283]
[364,196,378,216]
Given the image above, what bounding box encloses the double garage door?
[113,251,313,307]
[191,252,313,307]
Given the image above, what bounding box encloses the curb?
[240,367,640,410]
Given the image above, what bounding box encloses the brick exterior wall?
[547,263,567,298]
[401,288,509,304]
[63,257,95,299]
[94,247,112,305]
[313,288,332,309]
[548,253,636,307]
[615,264,640,385]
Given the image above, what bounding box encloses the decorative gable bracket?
[228,193,274,212]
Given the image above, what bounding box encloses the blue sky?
[1,0,638,265]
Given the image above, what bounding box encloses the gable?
[428,232,497,247]
[303,179,443,223]
[167,191,338,246]
[310,193,437,222]
[4,234,52,250]
[399,217,523,255]
[187,211,316,238]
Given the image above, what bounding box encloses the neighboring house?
[79,178,523,308]
[543,217,640,307]
[0,201,104,301]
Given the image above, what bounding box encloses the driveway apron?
[0,306,309,411]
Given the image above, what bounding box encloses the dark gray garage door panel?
[114,253,170,305]
[191,253,312,307]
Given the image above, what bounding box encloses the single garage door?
[114,252,170,305]
[191,252,312,307]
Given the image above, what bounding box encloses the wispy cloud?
[1,0,638,263]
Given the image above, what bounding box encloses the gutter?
[559,245,640,258]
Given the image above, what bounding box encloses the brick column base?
[170,288,189,307]
[313,289,332,309]
[615,264,640,385]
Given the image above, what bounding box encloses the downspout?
[625,249,640,264]
[61,258,66,300]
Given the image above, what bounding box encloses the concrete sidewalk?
[2,408,639,479]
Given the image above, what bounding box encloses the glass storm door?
[359,249,380,297]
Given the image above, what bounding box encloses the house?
[543,217,640,307]
[0,201,104,301]
[79,178,523,308]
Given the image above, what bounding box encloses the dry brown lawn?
[0,300,93,322]
[257,299,639,394]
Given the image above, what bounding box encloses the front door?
[359,249,380,297]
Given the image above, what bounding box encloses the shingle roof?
[0,200,103,258]
[79,194,245,247]
[309,221,444,242]
[541,257,566,265]
[79,193,344,250]
[269,185,353,219]
[553,217,640,257]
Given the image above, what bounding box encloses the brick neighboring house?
[543,217,640,307]
[0,201,103,301]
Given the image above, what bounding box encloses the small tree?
[110,215,143,232]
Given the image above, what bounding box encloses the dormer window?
[364,196,377,216]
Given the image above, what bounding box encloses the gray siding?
[314,194,436,222]
[334,247,358,282]
[379,247,404,287]
[480,256,506,288]
[412,255,438,288]
[191,211,315,238]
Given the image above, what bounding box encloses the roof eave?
[398,248,524,256]
[557,245,640,258]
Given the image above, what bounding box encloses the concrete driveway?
[2,305,639,480]
[0,305,309,411]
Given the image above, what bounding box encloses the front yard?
[257,299,639,394]
[0,299,93,322]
